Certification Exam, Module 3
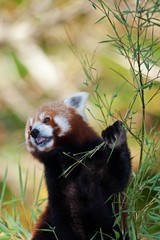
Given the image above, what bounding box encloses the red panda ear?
[64,92,89,120]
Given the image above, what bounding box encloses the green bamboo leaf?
[34,173,44,203]
[99,39,115,43]
[0,168,8,204]
[92,2,97,10]
[18,164,24,201]
[0,222,9,233]
[0,237,10,240]
[95,15,106,24]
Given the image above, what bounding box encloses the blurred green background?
[0,0,160,234]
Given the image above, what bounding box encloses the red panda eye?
[29,126,32,131]
[43,117,51,124]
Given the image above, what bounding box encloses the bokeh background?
[0,0,160,233]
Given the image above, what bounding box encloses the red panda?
[25,92,131,240]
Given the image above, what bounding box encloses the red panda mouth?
[35,137,52,145]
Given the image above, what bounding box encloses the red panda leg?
[101,120,131,193]
[31,205,56,240]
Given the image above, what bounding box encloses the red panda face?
[25,92,89,154]
[25,103,72,153]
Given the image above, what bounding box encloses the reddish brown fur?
[32,205,50,238]
[56,108,98,147]
[26,96,131,240]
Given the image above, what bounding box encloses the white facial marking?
[25,128,29,142]
[54,115,71,137]
[28,121,54,152]
[29,118,33,126]
[33,122,53,137]
[27,145,35,153]
[39,112,46,122]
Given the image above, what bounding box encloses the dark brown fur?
[30,120,131,240]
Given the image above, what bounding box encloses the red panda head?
[25,92,89,155]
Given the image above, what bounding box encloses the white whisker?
[18,139,31,148]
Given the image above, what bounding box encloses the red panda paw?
[102,120,126,149]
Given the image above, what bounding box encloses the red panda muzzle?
[31,129,39,138]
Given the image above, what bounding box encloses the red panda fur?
[25,92,131,240]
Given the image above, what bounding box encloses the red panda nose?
[31,129,39,138]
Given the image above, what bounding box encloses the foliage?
[84,0,160,239]
[0,166,46,240]
[0,0,160,239]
